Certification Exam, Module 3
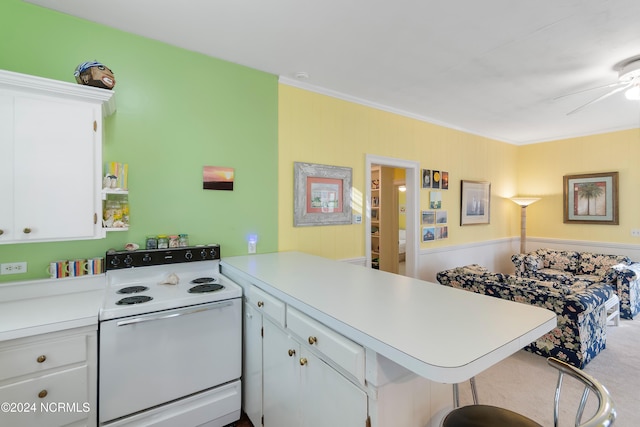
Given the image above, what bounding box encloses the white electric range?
[99,245,242,427]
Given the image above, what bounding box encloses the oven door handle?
[116,301,234,327]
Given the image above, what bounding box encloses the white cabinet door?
[243,302,263,427]
[263,318,300,427]
[0,70,114,244]
[13,95,99,241]
[263,318,368,427]
[0,94,13,239]
[300,349,368,427]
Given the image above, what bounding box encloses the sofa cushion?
[536,249,579,273]
[506,275,573,295]
[573,274,603,285]
[578,252,630,277]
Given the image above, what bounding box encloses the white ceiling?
[27,0,640,144]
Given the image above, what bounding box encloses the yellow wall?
[517,128,640,243]
[278,84,521,259]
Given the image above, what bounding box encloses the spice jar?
[169,235,179,248]
[157,235,169,249]
[145,235,158,249]
[178,234,189,247]
[103,199,123,228]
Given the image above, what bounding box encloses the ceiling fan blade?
[553,81,624,100]
[566,82,633,115]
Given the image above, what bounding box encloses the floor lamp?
[510,197,540,253]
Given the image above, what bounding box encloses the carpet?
[457,317,640,427]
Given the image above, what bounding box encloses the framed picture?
[460,180,491,225]
[431,170,441,189]
[422,226,435,242]
[422,169,431,188]
[441,171,449,190]
[436,210,448,224]
[430,191,442,209]
[436,225,448,239]
[422,210,436,224]
[203,165,234,191]
[563,172,618,224]
[294,162,352,226]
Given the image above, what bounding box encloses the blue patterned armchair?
[436,264,614,368]
[512,249,639,319]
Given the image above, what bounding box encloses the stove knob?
[142,254,152,263]
[200,249,207,259]
[124,255,133,266]
[110,256,121,267]
[184,250,193,260]
[210,247,218,259]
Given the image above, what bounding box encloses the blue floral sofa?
[436,264,614,368]
[511,249,640,320]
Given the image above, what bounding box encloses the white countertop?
[0,275,105,342]
[221,251,557,383]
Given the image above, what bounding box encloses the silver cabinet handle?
[116,301,233,327]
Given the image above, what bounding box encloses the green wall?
[0,1,279,282]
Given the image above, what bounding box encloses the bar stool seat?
[442,404,542,427]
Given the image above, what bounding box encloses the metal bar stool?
[442,357,616,427]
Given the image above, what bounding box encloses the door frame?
[365,154,419,278]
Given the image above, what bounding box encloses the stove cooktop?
[100,255,242,321]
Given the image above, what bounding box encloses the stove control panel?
[106,245,220,270]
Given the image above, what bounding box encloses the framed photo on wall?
[460,180,491,225]
[422,169,431,188]
[563,171,618,224]
[294,162,353,226]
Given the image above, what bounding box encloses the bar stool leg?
[452,377,478,408]
[453,383,460,408]
[469,376,479,405]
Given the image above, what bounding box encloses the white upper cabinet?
[0,70,115,244]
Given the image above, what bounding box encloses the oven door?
[99,298,241,424]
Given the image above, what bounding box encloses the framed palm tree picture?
[563,172,618,224]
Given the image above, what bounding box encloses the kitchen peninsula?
[221,251,556,427]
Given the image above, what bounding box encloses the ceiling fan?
[556,58,640,115]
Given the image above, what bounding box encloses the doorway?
[365,155,419,278]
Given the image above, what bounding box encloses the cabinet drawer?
[287,307,365,385]
[0,334,87,381]
[0,365,89,427]
[247,285,285,327]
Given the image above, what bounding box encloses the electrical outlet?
[1,262,27,275]
[631,229,640,237]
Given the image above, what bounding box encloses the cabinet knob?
[23,227,32,234]
[288,349,296,357]
[308,336,317,345]
[257,301,264,308]
[299,357,308,366]
[36,355,47,363]
[38,390,48,399]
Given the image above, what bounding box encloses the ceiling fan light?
[625,85,640,100]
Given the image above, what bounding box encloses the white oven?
[99,245,242,427]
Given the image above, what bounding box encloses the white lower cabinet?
[262,319,367,427]
[238,282,449,427]
[0,327,97,427]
